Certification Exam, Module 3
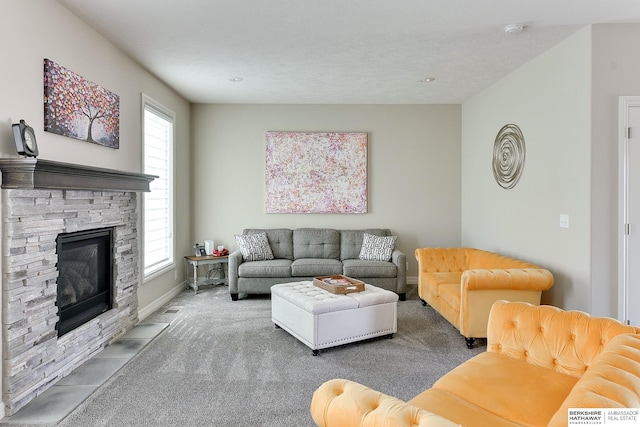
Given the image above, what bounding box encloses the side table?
[184,255,229,293]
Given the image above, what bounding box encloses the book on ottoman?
[313,275,365,294]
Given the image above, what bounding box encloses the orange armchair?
[311,301,640,427]
[415,247,554,347]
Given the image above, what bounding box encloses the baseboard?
[137,278,417,320]
[138,281,185,321]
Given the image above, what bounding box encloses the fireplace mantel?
[0,158,156,192]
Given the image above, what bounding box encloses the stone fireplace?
[0,159,154,416]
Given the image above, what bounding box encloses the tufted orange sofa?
[310,301,640,427]
[415,247,554,348]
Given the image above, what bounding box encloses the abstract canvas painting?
[44,59,120,149]
[265,131,367,213]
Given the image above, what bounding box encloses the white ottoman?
[271,281,398,355]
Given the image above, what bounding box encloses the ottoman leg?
[312,349,319,356]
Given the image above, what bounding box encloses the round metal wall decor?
[492,124,526,189]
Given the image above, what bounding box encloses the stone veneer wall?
[1,188,139,415]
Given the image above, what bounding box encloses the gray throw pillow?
[358,233,397,262]
[235,232,274,261]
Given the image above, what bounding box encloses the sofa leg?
[398,293,406,301]
[465,337,476,349]
[420,299,428,306]
[230,293,239,301]
[312,349,319,356]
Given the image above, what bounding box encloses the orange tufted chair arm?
[310,379,461,427]
[461,268,554,291]
[547,333,640,426]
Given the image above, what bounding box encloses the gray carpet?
[58,285,485,427]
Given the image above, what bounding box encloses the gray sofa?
[229,228,406,301]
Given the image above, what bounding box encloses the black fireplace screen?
[56,228,114,337]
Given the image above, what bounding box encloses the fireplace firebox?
[56,227,115,337]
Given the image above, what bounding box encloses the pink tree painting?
[44,59,119,148]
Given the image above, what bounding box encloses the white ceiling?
[57,0,640,104]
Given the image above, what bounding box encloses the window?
[142,95,174,278]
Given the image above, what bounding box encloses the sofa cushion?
[342,259,397,278]
[244,228,293,260]
[432,351,579,427]
[238,259,292,278]
[420,272,463,296]
[437,283,461,311]
[293,228,340,260]
[291,258,342,277]
[408,388,522,427]
[359,233,397,262]
[340,229,389,260]
[235,232,274,261]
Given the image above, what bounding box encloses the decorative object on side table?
[213,245,229,256]
[193,242,206,256]
[12,119,39,157]
[492,123,525,189]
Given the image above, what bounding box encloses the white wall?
[191,104,462,276]
[461,27,593,310]
[0,1,192,318]
[590,24,640,317]
[462,23,640,316]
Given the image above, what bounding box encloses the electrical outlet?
[560,214,569,229]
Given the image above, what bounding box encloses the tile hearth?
[0,322,167,425]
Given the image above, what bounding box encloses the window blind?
[143,100,174,277]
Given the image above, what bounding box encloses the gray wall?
[191,104,462,277]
